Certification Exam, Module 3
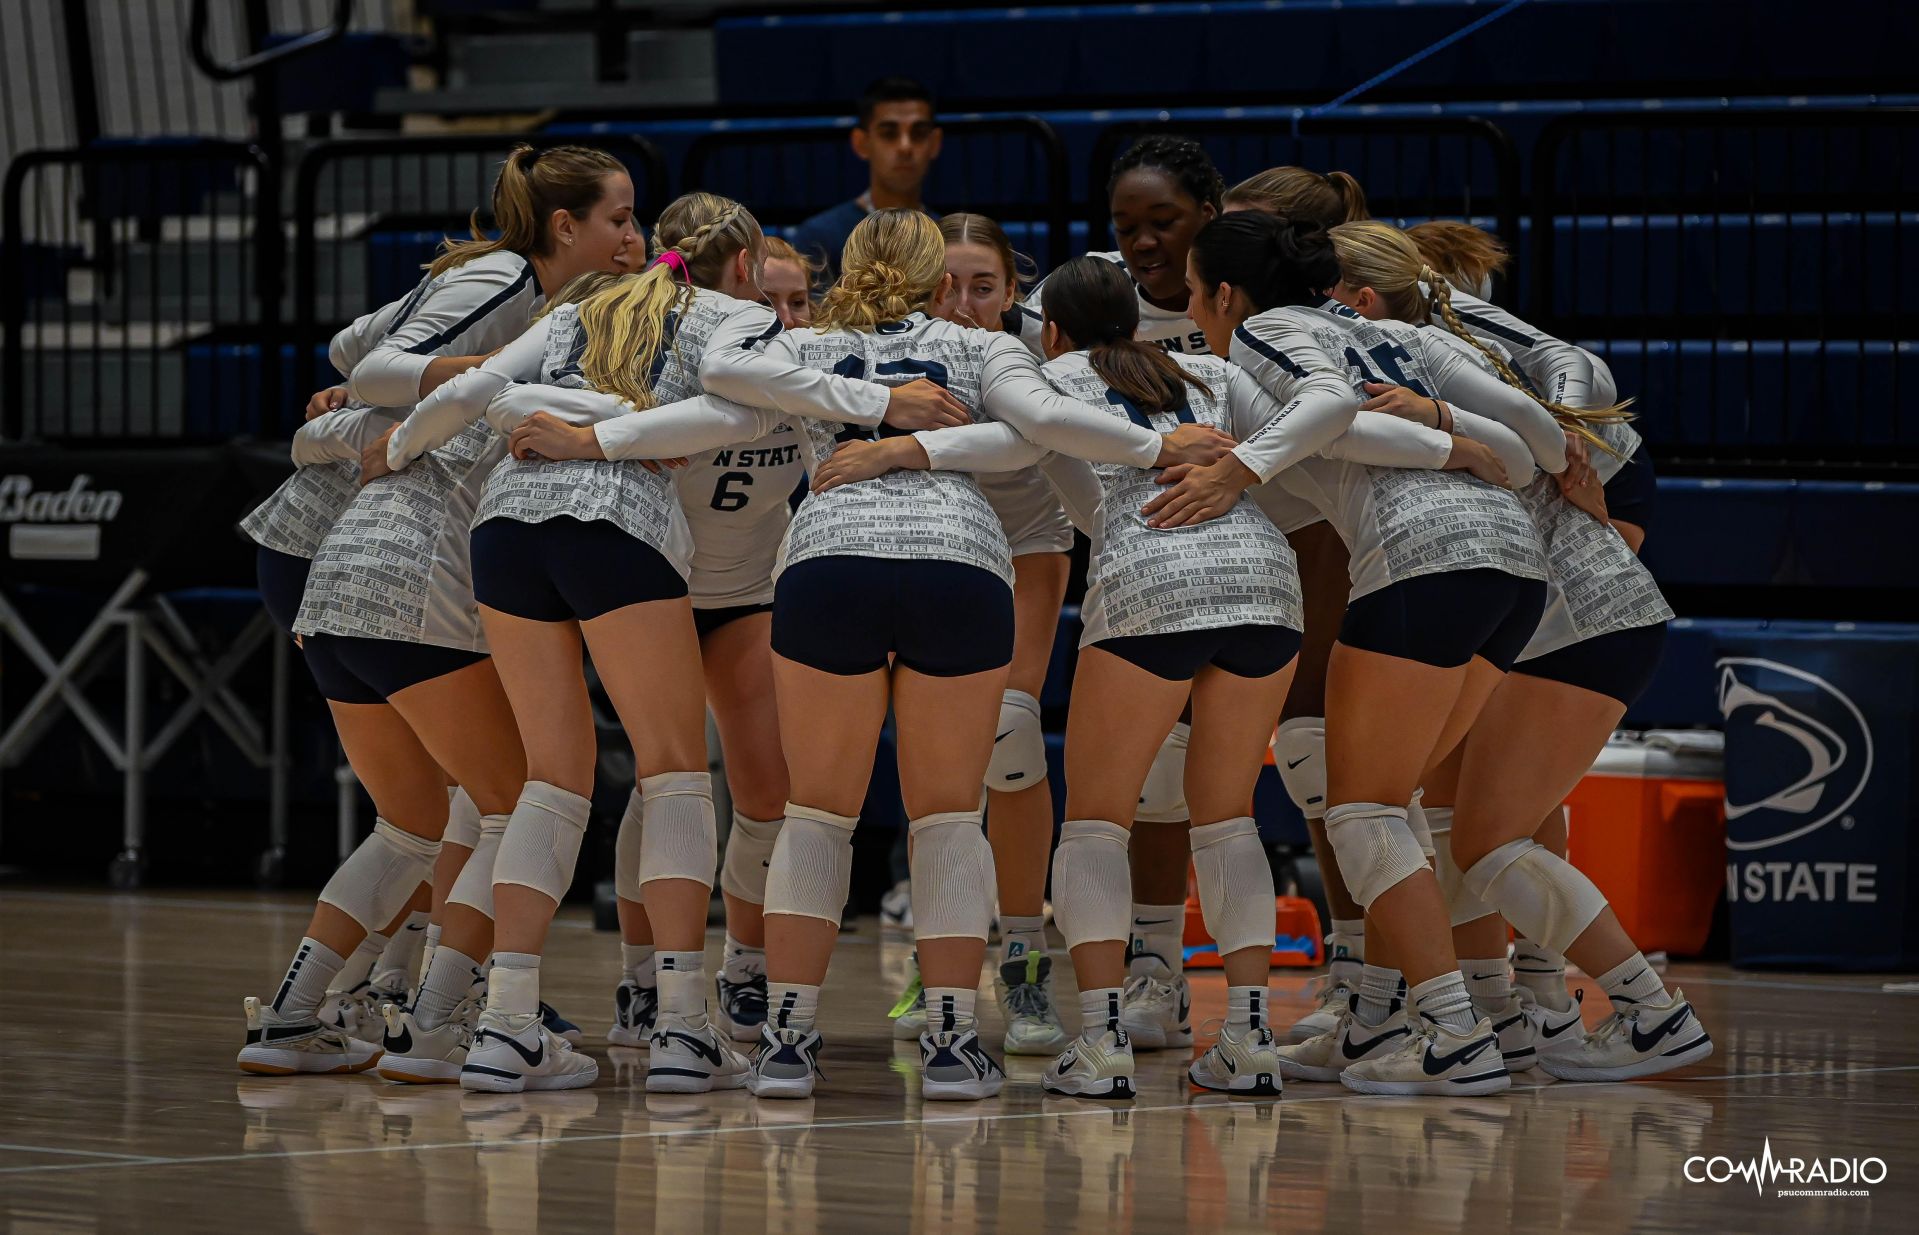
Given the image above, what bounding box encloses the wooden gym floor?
[2,889,1915,1233]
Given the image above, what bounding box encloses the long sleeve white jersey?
[1040,351,1306,645]
[291,253,543,651]
[439,287,890,607]
[240,297,408,558]
[1237,305,1551,601]
[1015,252,1212,356]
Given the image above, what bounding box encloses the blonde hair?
[761,234,818,285]
[428,144,627,277]
[1225,167,1369,228]
[541,270,627,318]
[1328,220,1632,450]
[813,209,947,333]
[576,192,763,409]
[1405,220,1510,293]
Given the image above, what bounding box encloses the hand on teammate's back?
[881,378,971,431]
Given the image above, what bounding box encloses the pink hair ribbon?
[651,250,689,280]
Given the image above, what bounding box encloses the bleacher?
[1,0,1912,881]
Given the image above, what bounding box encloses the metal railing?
[1530,108,1918,470]
[1,140,281,441]
[1085,115,1522,258]
[288,131,668,402]
[683,117,1075,273]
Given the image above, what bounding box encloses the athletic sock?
[488,952,541,1018]
[269,937,346,1021]
[1328,917,1365,984]
[413,946,481,1030]
[1128,902,1185,974]
[620,942,657,989]
[1226,985,1269,1035]
[722,935,764,983]
[1355,963,1403,1026]
[1459,956,1513,1020]
[767,982,820,1032]
[998,915,1048,965]
[326,932,386,995]
[1079,987,1124,1038]
[1409,972,1478,1036]
[656,951,707,1020]
[376,911,431,989]
[1512,938,1573,1012]
[924,986,977,1033]
[1597,952,1668,1017]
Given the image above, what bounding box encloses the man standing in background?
[788,77,943,285]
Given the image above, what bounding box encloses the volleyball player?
[237,145,639,1076]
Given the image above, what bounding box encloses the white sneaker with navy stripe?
[1120,956,1192,1051]
[1339,1014,1511,1096]
[1275,997,1409,1082]
[375,1000,472,1084]
[1537,989,1713,1082]
[461,1008,598,1093]
[238,997,382,1075]
[647,1012,752,1094]
[1189,1023,1284,1096]
[608,977,656,1048]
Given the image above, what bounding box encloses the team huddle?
[234,106,1713,1105]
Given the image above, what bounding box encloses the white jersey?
[292,252,543,650]
[1042,351,1303,644]
[1016,251,1211,356]
[1238,306,1551,600]
[674,420,805,607]
[240,297,409,559]
[1435,288,1602,409]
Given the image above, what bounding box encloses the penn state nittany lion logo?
[1716,657,1874,851]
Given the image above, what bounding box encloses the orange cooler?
[1564,731,1726,958]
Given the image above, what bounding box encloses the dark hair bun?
[1189,211,1342,312]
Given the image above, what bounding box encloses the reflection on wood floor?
[2,889,1914,1234]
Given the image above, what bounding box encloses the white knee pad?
[1270,717,1328,821]
[445,814,508,918]
[1322,802,1427,909]
[1052,819,1132,950]
[764,803,858,924]
[908,810,996,943]
[984,689,1047,793]
[1135,722,1191,823]
[638,771,718,889]
[613,790,644,902]
[492,781,592,904]
[1190,816,1277,956]
[1463,839,1607,955]
[318,818,441,933]
[1427,807,1496,927]
[1406,789,1435,859]
[443,786,482,850]
[719,812,781,904]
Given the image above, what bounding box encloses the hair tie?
[651,251,689,280]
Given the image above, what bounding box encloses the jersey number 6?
[710,471,752,512]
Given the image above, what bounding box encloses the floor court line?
[0,1143,179,1162]
[3,1061,1914,1180]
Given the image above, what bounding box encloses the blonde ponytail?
[576,191,764,409]
[429,143,627,277]
[1423,266,1634,452]
[813,209,947,333]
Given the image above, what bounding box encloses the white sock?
[269,937,345,1020]
[413,946,481,1030]
[1459,956,1512,1020]
[1597,952,1668,1016]
[1128,902,1185,974]
[1079,987,1123,1037]
[418,923,442,997]
[1328,917,1365,981]
[656,950,706,1019]
[1409,972,1477,1035]
[924,986,977,1033]
[1355,964,1402,1026]
[722,935,764,982]
[998,915,1047,965]
[1227,985,1269,1034]
[375,911,431,989]
[488,952,541,1018]
[620,942,657,988]
[326,933,386,995]
[767,982,820,1031]
[1513,938,1572,1012]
